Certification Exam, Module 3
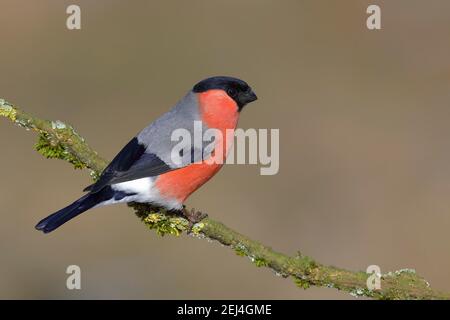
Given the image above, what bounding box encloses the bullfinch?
[35,76,257,233]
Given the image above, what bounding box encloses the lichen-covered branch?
[1,97,448,300]
[0,98,107,177]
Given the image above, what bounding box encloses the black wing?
[84,137,173,193]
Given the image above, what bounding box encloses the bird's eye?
[227,88,237,97]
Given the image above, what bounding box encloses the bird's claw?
[182,208,208,232]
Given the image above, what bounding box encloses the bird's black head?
[193,76,257,111]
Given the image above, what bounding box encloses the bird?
[35,76,258,233]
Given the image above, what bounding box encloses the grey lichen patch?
[51,120,67,130]
[383,268,416,278]
[0,99,17,121]
[349,287,367,297]
[383,268,416,279]
[15,118,32,129]
[35,133,86,169]
[274,271,289,278]
[89,169,101,181]
[395,268,416,276]
[143,212,189,236]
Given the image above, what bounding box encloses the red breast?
[155,89,239,203]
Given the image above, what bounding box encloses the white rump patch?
[113,177,153,195]
[109,177,182,210]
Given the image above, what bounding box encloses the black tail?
[35,193,100,233]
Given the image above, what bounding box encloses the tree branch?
[1,97,448,300]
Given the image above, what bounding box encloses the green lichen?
[143,212,188,236]
[234,243,248,257]
[292,254,318,276]
[191,222,205,235]
[253,257,268,268]
[293,276,311,290]
[35,133,86,169]
[232,243,268,267]
[0,100,17,121]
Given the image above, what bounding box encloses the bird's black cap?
[193,76,257,111]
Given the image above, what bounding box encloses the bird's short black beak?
[243,90,258,104]
[248,90,258,102]
[237,89,258,111]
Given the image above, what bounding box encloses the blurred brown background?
[1,0,450,299]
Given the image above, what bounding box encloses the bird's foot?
[182,207,208,232]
